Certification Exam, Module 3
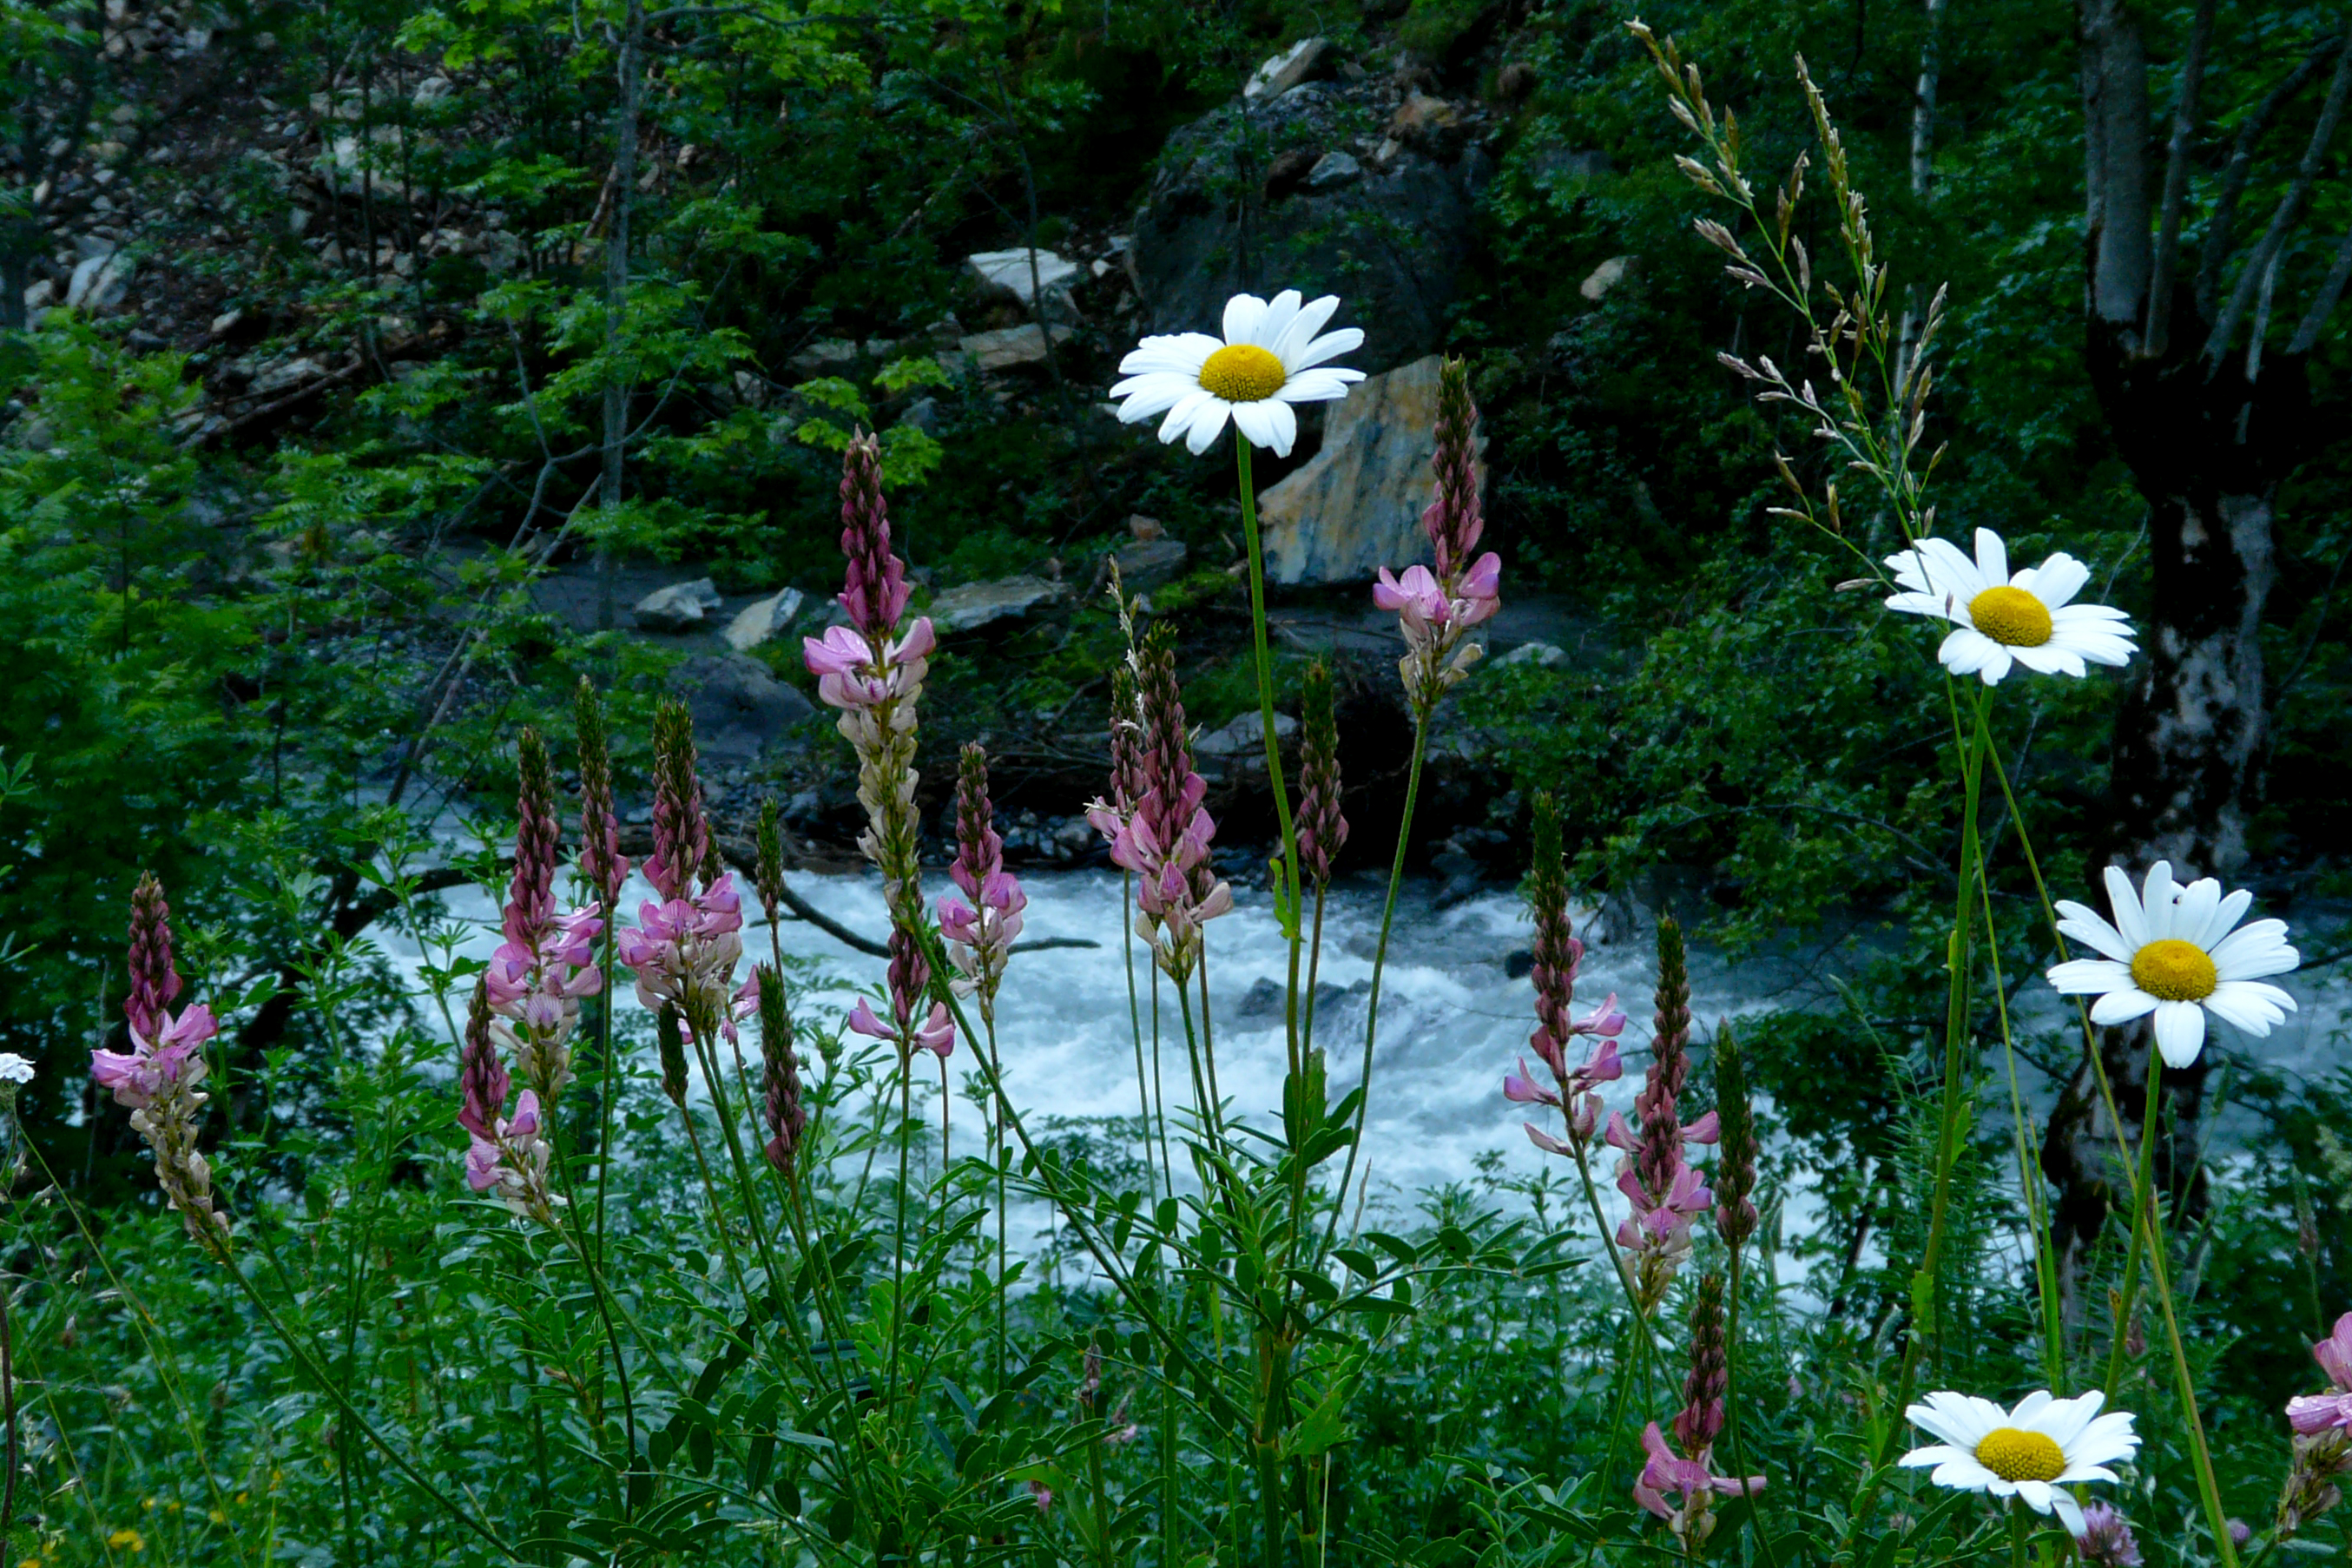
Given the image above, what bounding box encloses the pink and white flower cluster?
[1372,357,1503,708]
[2289,1313,2352,1437]
[848,931,954,1060]
[939,744,1025,1023]
[616,873,748,1044]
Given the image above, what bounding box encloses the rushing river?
[385,863,2348,1231]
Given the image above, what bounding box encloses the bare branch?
[2208,26,2352,366]
[2287,221,2352,353]
[2143,0,2216,358]
[2195,32,2346,320]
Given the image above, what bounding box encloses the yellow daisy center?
[1198,343,1288,404]
[1974,1427,2067,1483]
[1967,585,2054,648]
[2131,937,2218,1002]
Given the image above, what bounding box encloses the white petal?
[1272,294,1341,368]
[1899,1443,1967,1469]
[1182,397,1233,454]
[2008,1391,2055,1426]
[1289,326,1365,371]
[2208,919,2299,978]
[1157,388,1220,446]
[2192,887,2254,949]
[2013,1479,2055,1516]
[1914,537,1988,601]
[2057,1464,2120,1486]
[2171,877,2222,947]
[1939,628,2001,675]
[2089,988,2158,1025]
[2152,1000,2207,1068]
[1117,333,1222,377]
[1977,644,2016,683]
[2048,958,2132,996]
[1221,293,1269,347]
[1974,529,2011,586]
[1229,398,1281,452]
[2050,1489,2085,1536]
[1112,372,1201,422]
[2141,863,2181,940]
[1249,289,1303,353]
[2022,552,2090,609]
[1913,1393,2004,1450]
[1273,366,1361,404]
[2204,980,2294,1034]
[2104,866,2150,950]
[2073,1412,2141,1464]
[2045,628,2136,668]
[2009,643,2087,677]
[2054,901,2135,962]
[1259,399,1297,456]
[2029,1390,2101,1448]
[1930,1458,1998,1491]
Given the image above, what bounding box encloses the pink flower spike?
[1577,995,1629,1039]
[1504,1059,1560,1107]
[847,998,894,1041]
[914,1002,955,1059]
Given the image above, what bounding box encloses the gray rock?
[900,397,942,435]
[1258,355,1484,584]
[66,251,135,313]
[724,587,806,652]
[957,323,1073,374]
[1492,642,1566,669]
[247,355,326,399]
[1243,36,1328,102]
[1131,79,1490,373]
[633,577,723,633]
[926,574,1068,634]
[787,338,860,378]
[1195,709,1298,758]
[1113,537,1189,590]
[1580,255,1633,301]
[965,248,1083,313]
[23,279,56,313]
[670,654,814,765]
[1304,150,1361,190]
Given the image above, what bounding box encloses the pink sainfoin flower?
[2073,1502,2144,1567]
[1507,795,1624,1157]
[1110,624,1231,982]
[752,963,807,1176]
[484,729,604,1104]
[458,983,557,1221]
[615,702,744,1051]
[939,743,1024,1024]
[803,434,932,927]
[1636,1273,1762,1554]
[1606,916,1718,1312]
[2289,1313,2352,1436]
[1373,357,1502,709]
[848,929,954,1060]
[90,873,228,1247]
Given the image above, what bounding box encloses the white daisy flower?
[0,1051,30,1084]
[1110,290,1364,458]
[1882,528,2136,684]
[2046,861,2300,1069]
[1899,1388,2138,1537]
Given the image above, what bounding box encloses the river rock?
[1194,709,1298,759]
[1113,537,1189,590]
[1257,355,1482,585]
[965,248,1083,314]
[1580,255,1632,301]
[1243,37,1328,102]
[66,251,135,313]
[1492,641,1566,669]
[633,577,723,632]
[724,587,805,652]
[671,654,815,765]
[1131,75,1491,372]
[957,323,1073,374]
[926,574,1068,634]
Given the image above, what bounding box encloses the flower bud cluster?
[1606,917,1719,1312]
[1636,1273,1760,1553]
[939,744,1025,1023]
[484,728,604,1105]
[458,983,557,1222]
[1104,626,1231,981]
[1372,359,1503,708]
[1295,662,1348,887]
[1505,796,1625,1155]
[2279,1313,2352,1538]
[91,873,229,1248]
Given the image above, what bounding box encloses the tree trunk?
[597,0,644,633]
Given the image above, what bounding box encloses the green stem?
[1234,438,1304,1064]
[1318,708,1431,1262]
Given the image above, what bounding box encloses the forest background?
[3,0,2352,1561]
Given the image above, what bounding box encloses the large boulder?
[671,654,815,765]
[1257,355,1484,585]
[1131,67,1492,373]
[725,587,806,652]
[965,248,1084,316]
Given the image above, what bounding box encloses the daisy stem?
[1233,439,1305,1042]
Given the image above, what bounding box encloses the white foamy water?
[378,864,2348,1229]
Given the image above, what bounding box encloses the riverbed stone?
[670,654,815,764]
[1258,355,1483,585]
[724,587,806,652]
[633,576,722,632]
[926,574,1068,634]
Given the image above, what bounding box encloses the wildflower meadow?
[3,10,2349,1568]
